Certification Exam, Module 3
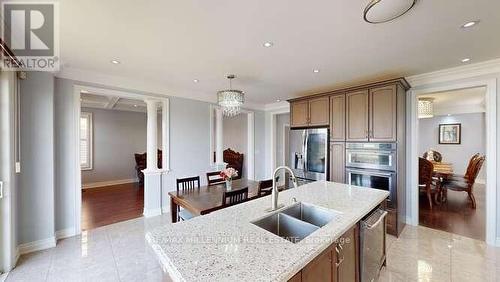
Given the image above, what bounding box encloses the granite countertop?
[146,181,389,282]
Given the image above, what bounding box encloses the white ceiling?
[419,87,486,116]
[81,93,148,113]
[52,0,500,106]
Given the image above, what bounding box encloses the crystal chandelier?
[217,75,244,117]
[418,98,434,119]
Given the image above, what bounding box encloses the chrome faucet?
[269,166,298,211]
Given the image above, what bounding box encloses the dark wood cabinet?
[290,97,329,128]
[330,94,345,141]
[370,85,397,142]
[346,90,369,141]
[302,246,335,282]
[288,272,302,282]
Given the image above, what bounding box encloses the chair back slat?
[418,158,434,188]
[464,153,480,178]
[177,176,200,192]
[468,155,485,183]
[222,187,248,206]
[258,179,273,197]
[206,171,224,186]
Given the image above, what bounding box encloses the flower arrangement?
[220,167,238,181]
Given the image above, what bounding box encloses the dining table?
[169,178,281,223]
[431,161,454,203]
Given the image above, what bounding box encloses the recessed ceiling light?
[193,79,199,83]
[461,20,479,29]
[461,58,471,63]
[111,59,121,64]
[263,42,274,48]
[313,69,320,73]
[133,104,138,107]
[276,99,281,102]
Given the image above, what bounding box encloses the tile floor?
[5,214,500,282]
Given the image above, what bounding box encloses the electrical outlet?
[0,181,3,199]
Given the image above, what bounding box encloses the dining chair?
[449,153,480,182]
[222,187,248,207]
[176,176,200,221]
[206,171,224,186]
[418,158,439,210]
[257,179,273,197]
[442,155,485,209]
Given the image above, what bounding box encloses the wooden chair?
[442,155,485,209]
[176,176,200,221]
[222,187,248,207]
[223,148,244,180]
[449,153,480,182]
[206,171,224,186]
[257,179,273,197]
[419,158,439,210]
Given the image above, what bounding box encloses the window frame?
[80,111,93,170]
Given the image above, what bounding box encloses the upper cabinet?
[290,97,329,128]
[330,94,345,141]
[346,90,369,142]
[370,85,397,142]
[346,85,398,142]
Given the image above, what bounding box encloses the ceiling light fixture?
[418,98,434,119]
[363,0,417,24]
[461,20,479,29]
[193,79,199,83]
[461,58,471,63]
[276,99,281,102]
[263,42,274,47]
[133,104,138,107]
[313,69,320,73]
[217,75,244,117]
[111,59,121,64]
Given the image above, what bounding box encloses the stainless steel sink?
[251,202,341,243]
[252,213,319,243]
[281,202,341,227]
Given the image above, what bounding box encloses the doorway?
[416,87,487,240]
[408,77,497,245]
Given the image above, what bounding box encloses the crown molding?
[406,58,500,88]
[263,101,290,113]
[56,67,266,110]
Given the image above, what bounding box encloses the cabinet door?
[346,90,369,141]
[330,142,345,183]
[288,272,302,282]
[370,85,397,141]
[291,100,309,127]
[302,247,334,282]
[309,97,330,126]
[330,94,345,141]
[336,226,358,282]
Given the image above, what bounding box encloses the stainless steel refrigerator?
[287,128,329,186]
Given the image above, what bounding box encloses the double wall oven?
[345,143,397,207]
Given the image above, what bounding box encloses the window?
[80,112,93,170]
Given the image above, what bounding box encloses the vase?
[225,179,232,190]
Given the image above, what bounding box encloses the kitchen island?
[146,181,389,282]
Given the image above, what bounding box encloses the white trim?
[143,208,162,218]
[82,178,139,189]
[55,228,76,240]
[73,85,171,237]
[18,237,56,255]
[79,111,93,170]
[267,106,291,178]
[161,206,170,214]
[475,178,486,185]
[246,111,255,180]
[407,73,497,245]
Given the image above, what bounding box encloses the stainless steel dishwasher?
[360,208,387,282]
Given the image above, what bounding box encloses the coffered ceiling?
[48,0,500,106]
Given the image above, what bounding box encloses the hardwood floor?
[419,183,485,241]
[82,182,144,230]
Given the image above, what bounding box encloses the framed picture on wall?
[439,123,461,144]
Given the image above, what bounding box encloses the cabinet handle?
[335,245,345,267]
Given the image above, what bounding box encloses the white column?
[143,99,162,217]
[161,99,169,171]
[145,99,159,171]
[215,108,224,168]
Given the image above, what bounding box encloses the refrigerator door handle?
[303,130,309,172]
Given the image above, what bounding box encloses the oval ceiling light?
[364,0,417,24]
[461,20,479,29]
[461,58,471,63]
[263,42,274,48]
[110,59,121,64]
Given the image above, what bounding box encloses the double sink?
[252,202,341,243]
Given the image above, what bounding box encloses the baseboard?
[55,228,76,240]
[14,246,20,265]
[143,208,162,218]
[161,206,170,214]
[18,237,56,255]
[82,178,138,189]
[1,272,8,282]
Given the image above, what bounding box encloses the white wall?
[223,114,247,177]
[18,72,55,244]
[275,113,290,167]
[80,108,162,185]
[418,113,486,181]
